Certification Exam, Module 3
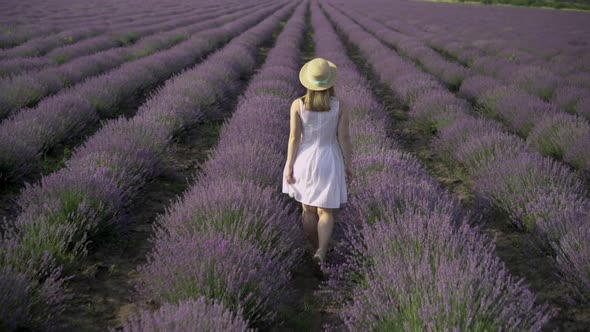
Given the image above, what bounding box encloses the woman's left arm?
[286,99,303,170]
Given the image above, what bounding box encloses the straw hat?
[299,58,337,91]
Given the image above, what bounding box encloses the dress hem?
[282,191,347,209]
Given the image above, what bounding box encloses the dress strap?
[299,98,304,113]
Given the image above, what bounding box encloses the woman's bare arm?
[337,103,352,169]
[286,99,303,169]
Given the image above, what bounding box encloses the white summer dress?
[282,96,347,209]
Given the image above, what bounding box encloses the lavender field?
[0,0,589,331]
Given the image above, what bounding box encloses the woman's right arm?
[337,104,352,170]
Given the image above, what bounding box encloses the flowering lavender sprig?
[118,296,254,332]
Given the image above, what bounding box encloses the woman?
[282,57,353,266]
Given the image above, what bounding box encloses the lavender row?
[422,32,590,121]
[125,2,308,329]
[0,3,295,331]
[119,296,253,332]
[0,0,206,28]
[425,29,590,85]
[384,4,590,119]
[327,2,590,177]
[467,54,590,115]
[43,3,230,63]
[332,3,590,174]
[329,7,468,90]
[0,6,132,49]
[0,27,105,61]
[0,23,61,49]
[0,2,239,74]
[342,2,590,118]
[321,1,590,303]
[312,2,555,330]
[359,14,590,142]
[0,0,203,48]
[333,0,590,79]
[0,3,267,121]
[0,3,282,183]
[461,75,590,172]
[428,36,590,113]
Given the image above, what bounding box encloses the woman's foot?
[312,249,325,265]
[312,249,327,279]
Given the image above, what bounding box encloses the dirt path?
[331,10,590,331]
[267,4,344,331]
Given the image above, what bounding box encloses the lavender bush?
[119,297,253,332]
[0,233,68,332]
[473,152,587,230]
[153,176,302,263]
[341,210,552,332]
[136,231,292,324]
[553,85,590,118]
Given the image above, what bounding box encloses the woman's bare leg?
[302,204,319,251]
[316,207,334,261]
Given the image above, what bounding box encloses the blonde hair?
[302,86,335,112]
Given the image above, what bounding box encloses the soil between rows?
[267,3,345,331]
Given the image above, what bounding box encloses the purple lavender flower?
[0,232,67,331]
[153,175,304,264]
[509,65,559,100]
[473,151,586,230]
[135,231,292,325]
[528,111,590,163]
[432,116,505,163]
[454,130,529,175]
[492,90,557,136]
[552,85,590,115]
[409,89,470,133]
[203,139,285,188]
[340,210,554,331]
[119,297,253,332]
[458,75,502,101]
